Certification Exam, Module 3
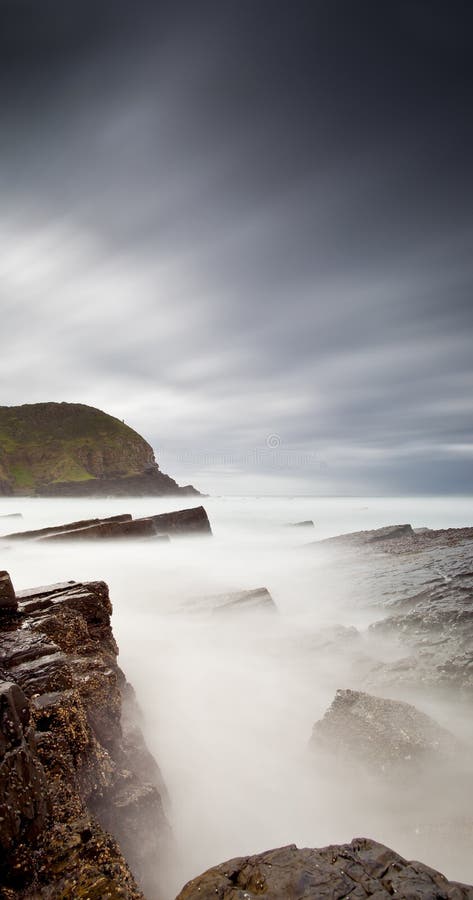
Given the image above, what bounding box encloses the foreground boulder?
[311,689,458,775]
[175,838,473,899]
[0,573,169,898]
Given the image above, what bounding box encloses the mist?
[3,495,473,897]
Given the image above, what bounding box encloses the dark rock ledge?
[0,571,169,899]
[2,505,212,543]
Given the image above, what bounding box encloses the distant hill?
[0,403,199,496]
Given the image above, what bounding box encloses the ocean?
[2,494,473,895]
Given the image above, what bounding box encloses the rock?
[0,571,17,612]
[3,513,132,540]
[315,523,414,548]
[211,587,276,613]
[175,838,473,899]
[369,571,473,695]
[311,689,459,776]
[306,525,473,697]
[0,572,169,898]
[149,505,212,535]
[40,517,170,542]
[0,680,52,866]
[0,512,22,519]
[4,506,212,542]
[287,519,315,527]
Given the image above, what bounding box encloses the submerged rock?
[311,688,459,775]
[175,838,473,899]
[0,572,169,898]
[211,587,276,614]
[286,519,315,528]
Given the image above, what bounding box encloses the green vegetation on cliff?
[0,402,193,496]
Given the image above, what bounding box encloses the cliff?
[0,572,169,899]
[0,403,199,497]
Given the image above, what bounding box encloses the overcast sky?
[1,0,472,494]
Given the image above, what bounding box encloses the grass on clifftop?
[0,402,156,492]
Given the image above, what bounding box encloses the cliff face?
[0,572,169,899]
[0,403,199,497]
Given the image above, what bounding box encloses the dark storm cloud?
[0,0,472,493]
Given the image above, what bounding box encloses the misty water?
[2,495,473,897]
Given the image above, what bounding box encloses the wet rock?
[311,689,459,775]
[149,505,212,536]
[0,680,52,866]
[2,513,133,540]
[0,573,169,898]
[40,516,168,542]
[316,522,414,549]
[4,506,211,542]
[175,837,473,899]
[0,571,17,611]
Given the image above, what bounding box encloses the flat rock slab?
[176,838,473,899]
[3,506,211,542]
[3,514,132,540]
[40,517,167,542]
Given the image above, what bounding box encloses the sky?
[1,0,472,495]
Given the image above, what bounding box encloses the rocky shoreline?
[0,572,169,899]
[1,516,473,898]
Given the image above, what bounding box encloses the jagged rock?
[0,571,17,611]
[369,572,473,695]
[311,689,458,775]
[0,573,169,898]
[306,525,473,697]
[175,838,473,899]
[0,680,52,864]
